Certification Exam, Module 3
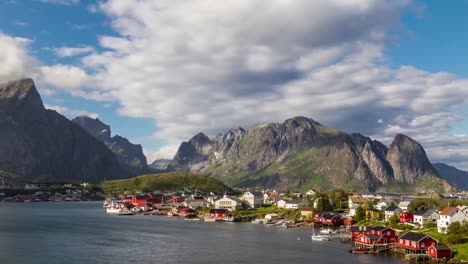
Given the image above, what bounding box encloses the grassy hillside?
[99,172,232,194]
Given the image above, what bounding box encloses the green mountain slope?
[99,172,232,193]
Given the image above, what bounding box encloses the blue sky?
[0,0,467,168]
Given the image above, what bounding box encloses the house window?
[387,231,391,235]
[421,242,425,247]
[405,241,409,246]
[412,241,416,247]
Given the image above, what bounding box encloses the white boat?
[319,227,336,234]
[251,218,264,224]
[311,234,333,241]
[117,209,135,216]
[311,225,334,241]
[106,207,121,214]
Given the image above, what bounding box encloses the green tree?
[389,215,400,227]
[354,206,366,222]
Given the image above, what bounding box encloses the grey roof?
[400,232,429,242]
[385,205,399,212]
[372,226,389,231]
[413,209,428,216]
[432,245,451,251]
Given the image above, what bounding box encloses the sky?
[0,0,467,169]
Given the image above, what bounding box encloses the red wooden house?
[343,217,354,226]
[179,207,197,217]
[398,232,437,253]
[349,226,373,240]
[355,233,386,246]
[121,193,166,208]
[428,245,452,260]
[209,209,228,219]
[369,226,398,244]
[173,197,185,203]
[399,212,414,224]
[319,213,342,226]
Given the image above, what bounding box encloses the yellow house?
[366,210,380,220]
[301,208,314,219]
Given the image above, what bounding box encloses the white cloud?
[144,144,181,162]
[45,104,99,119]
[0,33,38,83]
[66,0,467,167]
[39,64,91,89]
[53,46,94,57]
[38,0,79,5]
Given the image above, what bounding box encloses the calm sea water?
[0,202,404,264]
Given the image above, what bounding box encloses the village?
[103,188,468,262]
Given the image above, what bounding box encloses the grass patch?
[99,172,232,194]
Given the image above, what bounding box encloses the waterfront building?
[369,226,398,244]
[209,208,228,219]
[349,226,373,240]
[214,195,243,211]
[239,191,263,209]
[428,245,452,260]
[398,232,437,253]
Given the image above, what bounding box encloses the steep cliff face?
[168,116,456,192]
[72,116,150,176]
[386,134,437,184]
[0,79,128,183]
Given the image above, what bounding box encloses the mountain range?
[433,163,468,190]
[168,116,457,193]
[0,78,465,192]
[0,78,128,183]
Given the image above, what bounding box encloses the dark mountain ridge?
[72,116,151,176]
[433,163,468,190]
[0,78,128,183]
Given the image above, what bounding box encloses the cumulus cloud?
[0,33,38,83]
[74,0,468,165]
[45,104,99,119]
[39,64,91,89]
[53,46,94,57]
[2,1,468,168]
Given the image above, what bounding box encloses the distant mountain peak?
[72,115,150,175]
[72,115,111,142]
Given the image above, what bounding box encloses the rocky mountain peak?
[72,115,150,176]
[72,116,111,142]
[0,78,45,117]
[387,133,438,184]
[285,116,321,129]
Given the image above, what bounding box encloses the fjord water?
[0,202,404,264]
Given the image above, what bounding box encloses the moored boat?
[117,209,135,216]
